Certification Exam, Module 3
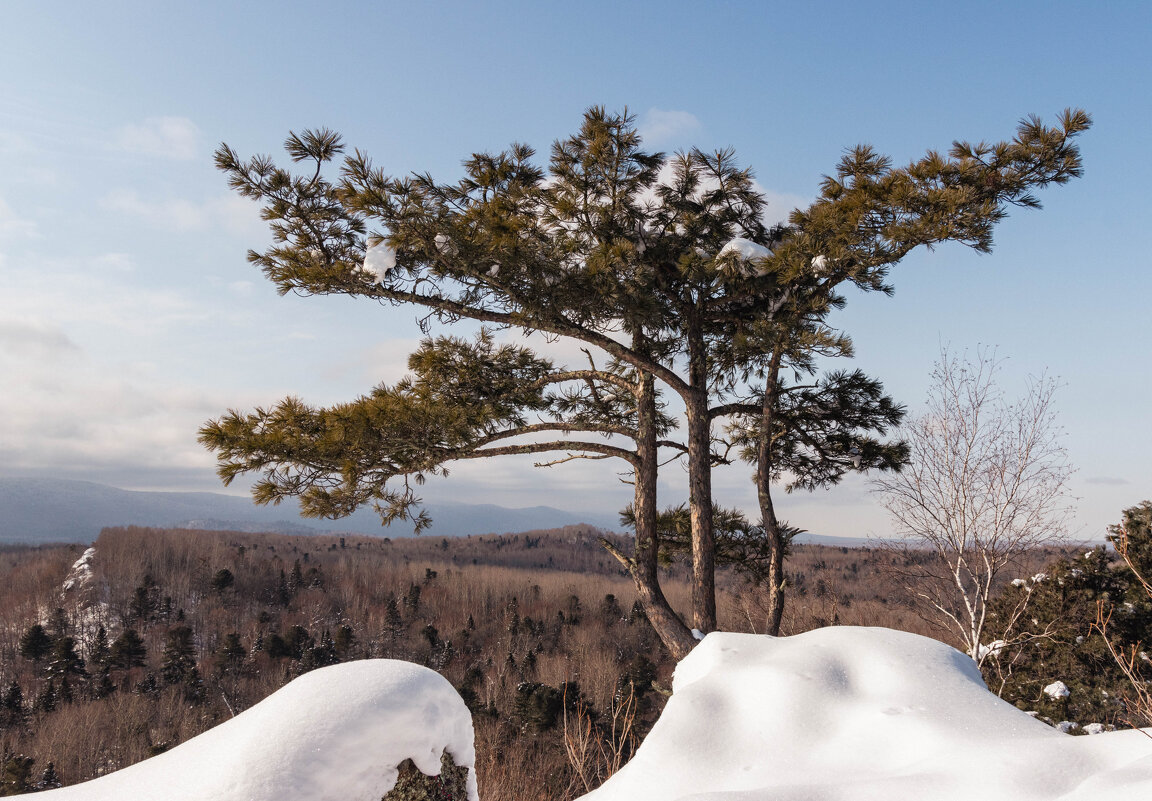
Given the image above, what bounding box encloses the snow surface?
[34,627,1152,800]
[576,628,1152,801]
[42,659,477,801]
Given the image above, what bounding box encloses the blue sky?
[1,0,1148,540]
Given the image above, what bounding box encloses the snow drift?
[577,627,1152,801]
[42,659,477,801]
[32,627,1152,800]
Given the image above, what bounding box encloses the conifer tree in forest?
[46,637,86,683]
[108,628,147,670]
[160,625,197,685]
[36,761,61,791]
[0,754,34,795]
[0,684,25,730]
[88,626,110,671]
[204,107,1089,655]
[17,625,52,664]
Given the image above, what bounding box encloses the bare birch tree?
[873,349,1074,663]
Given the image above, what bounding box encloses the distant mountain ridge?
[0,477,624,544]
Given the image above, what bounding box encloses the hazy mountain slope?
[0,477,622,543]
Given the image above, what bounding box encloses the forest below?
[0,525,1122,799]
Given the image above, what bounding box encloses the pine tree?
[36,761,61,791]
[210,568,235,595]
[982,547,1135,726]
[216,632,247,675]
[128,575,160,625]
[0,684,25,730]
[109,628,147,670]
[88,625,110,670]
[0,754,34,795]
[181,666,206,705]
[134,672,159,696]
[46,637,87,683]
[18,625,53,663]
[160,625,197,685]
[33,680,57,714]
[333,625,356,656]
[205,107,1090,656]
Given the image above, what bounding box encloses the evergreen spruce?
[382,751,470,801]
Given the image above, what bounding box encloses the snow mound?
[44,659,477,801]
[577,627,1152,801]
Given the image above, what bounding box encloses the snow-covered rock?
[62,547,96,592]
[43,660,477,801]
[576,627,1152,801]
[1044,680,1071,700]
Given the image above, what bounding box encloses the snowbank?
[577,627,1152,801]
[44,659,477,801]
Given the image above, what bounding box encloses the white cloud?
[91,252,136,273]
[0,195,40,239]
[0,330,270,480]
[639,109,703,146]
[0,317,81,357]
[100,189,264,235]
[114,116,200,160]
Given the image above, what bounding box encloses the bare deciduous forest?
[0,527,1083,798]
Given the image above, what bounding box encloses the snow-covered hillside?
[30,627,1152,800]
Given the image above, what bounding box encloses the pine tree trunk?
[686,318,717,635]
[758,354,787,637]
[601,372,695,660]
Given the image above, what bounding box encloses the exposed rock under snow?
[61,547,96,592]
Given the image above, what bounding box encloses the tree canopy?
[203,106,1090,657]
